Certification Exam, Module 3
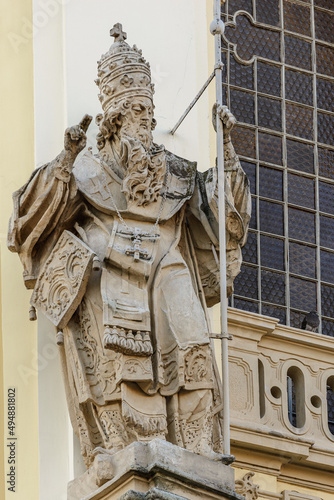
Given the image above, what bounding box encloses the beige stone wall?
[0,0,39,498]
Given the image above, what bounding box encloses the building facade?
[1,1,333,499]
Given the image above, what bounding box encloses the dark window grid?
[226,0,253,17]
[258,199,285,239]
[288,242,317,279]
[320,275,334,287]
[322,313,334,321]
[289,274,318,310]
[319,205,334,219]
[285,133,315,144]
[259,162,285,173]
[225,10,334,329]
[285,99,314,111]
[286,137,315,174]
[224,25,334,74]
[259,231,286,274]
[232,262,260,300]
[261,303,287,323]
[283,0,311,37]
[289,272,318,284]
[314,3,334,14]
[287,167,317,178]
[232,296,260,313]
[232,296,259,306]
[257,126,283,163]
[223,49,230,87]
[285,102,315,141]
[230,52,254,89]
[316,42,334,78]
[289,237,317,249]
[317,76,334,112]
[288,202,316,213]
[320,245,334,254]
[321,318,334,336]
[258,196,285,205]
[288,172,316,209]
[229,127,317,149]
[284,29,313,42]
[314,8,334,45]
[225,12,283,32]
[258,95,283,131]
[255,0,281,27]
[260,265,286,275]
[327,383,334,434]
[223,34,281,65]
[314,38,334,48]
[229,86,256,125]
[288,271,319,288]
[229,86,286,104]
[286,168,317,179]
[285,63,314,76]
[317,110,334,147]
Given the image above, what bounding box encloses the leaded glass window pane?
[258,132,282,165]
[262,303,286,323]
[289,242,316,279]
[257,62,281,97]
[287,139,314,174]
[289,207,315,243]
[288,173,315,209]
[290,277,317,311]
[259,166,283,200]
[320,216,334,248]
[260,200,284,235]
[261,270,286,305]
[223,0,334,335]
[233,264,258,299]
[260,235,285,270]
[320,250,334,284]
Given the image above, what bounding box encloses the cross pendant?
[125,228,149,262]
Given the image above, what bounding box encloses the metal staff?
[170,0,231,457]
[210,0,230,456]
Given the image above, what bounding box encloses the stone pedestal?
[68,440,242,500]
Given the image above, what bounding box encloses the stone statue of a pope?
[8,24,251,469]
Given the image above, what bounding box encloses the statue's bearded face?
[120,97,154,148]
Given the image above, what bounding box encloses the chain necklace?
[98,148,169,261]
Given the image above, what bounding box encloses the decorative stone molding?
[235,472,259,500]
[282,492,322,500]
[227,307,334,490]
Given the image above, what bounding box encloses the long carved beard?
[120,135,166,207]
[121,120,153,150]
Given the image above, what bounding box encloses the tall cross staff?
[211,0,231,458]
[171,0,230,456]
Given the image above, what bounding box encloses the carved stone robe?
[8,143,251,465]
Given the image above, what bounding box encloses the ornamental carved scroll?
[31,230,95,329]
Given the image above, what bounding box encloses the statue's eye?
[132,105,142,113]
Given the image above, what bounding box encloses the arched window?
[287,367,305,428]
[327,376,334,435]
[258,359,265,418]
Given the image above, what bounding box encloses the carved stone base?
[68,439,242,500]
